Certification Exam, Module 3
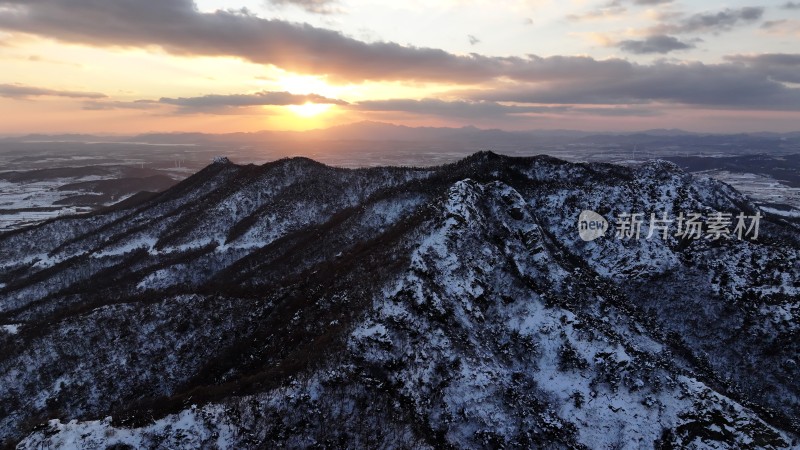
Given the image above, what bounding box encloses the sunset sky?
[0,0,799,134]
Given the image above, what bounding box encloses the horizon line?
[1,120,799,139]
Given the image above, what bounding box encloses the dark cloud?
[617,35,694,54]
[782,2,800,9]
[0,83,106,99]
[466,59,800,111]
[0,0,506,83]
[157,91,347,114]
[725,53,800,83]
[268,0,338,14]
[656,7,764,34]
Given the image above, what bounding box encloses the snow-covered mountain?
[0,152,798,449]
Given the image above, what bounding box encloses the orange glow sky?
[0,0,799,134]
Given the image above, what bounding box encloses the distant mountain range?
[1,153,798,448]
[5,121,800,145]
[3,121,799,174]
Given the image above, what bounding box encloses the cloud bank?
[655,7,764,34]
[0,83,106,99]
[0,0,798,117]
[617,35,694,54]
[160,91,346,107]
[0,0,506,83]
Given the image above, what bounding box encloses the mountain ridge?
[1,152,798,449]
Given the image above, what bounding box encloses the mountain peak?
[470,149,504,160]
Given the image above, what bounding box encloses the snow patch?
[1,324,20,335]
[18,406,238,450]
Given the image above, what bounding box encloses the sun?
[288,102,332,118]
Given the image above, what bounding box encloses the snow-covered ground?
[705,170,800,213]
[0,179,98,230]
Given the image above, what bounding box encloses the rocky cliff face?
[1,152,798,449]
